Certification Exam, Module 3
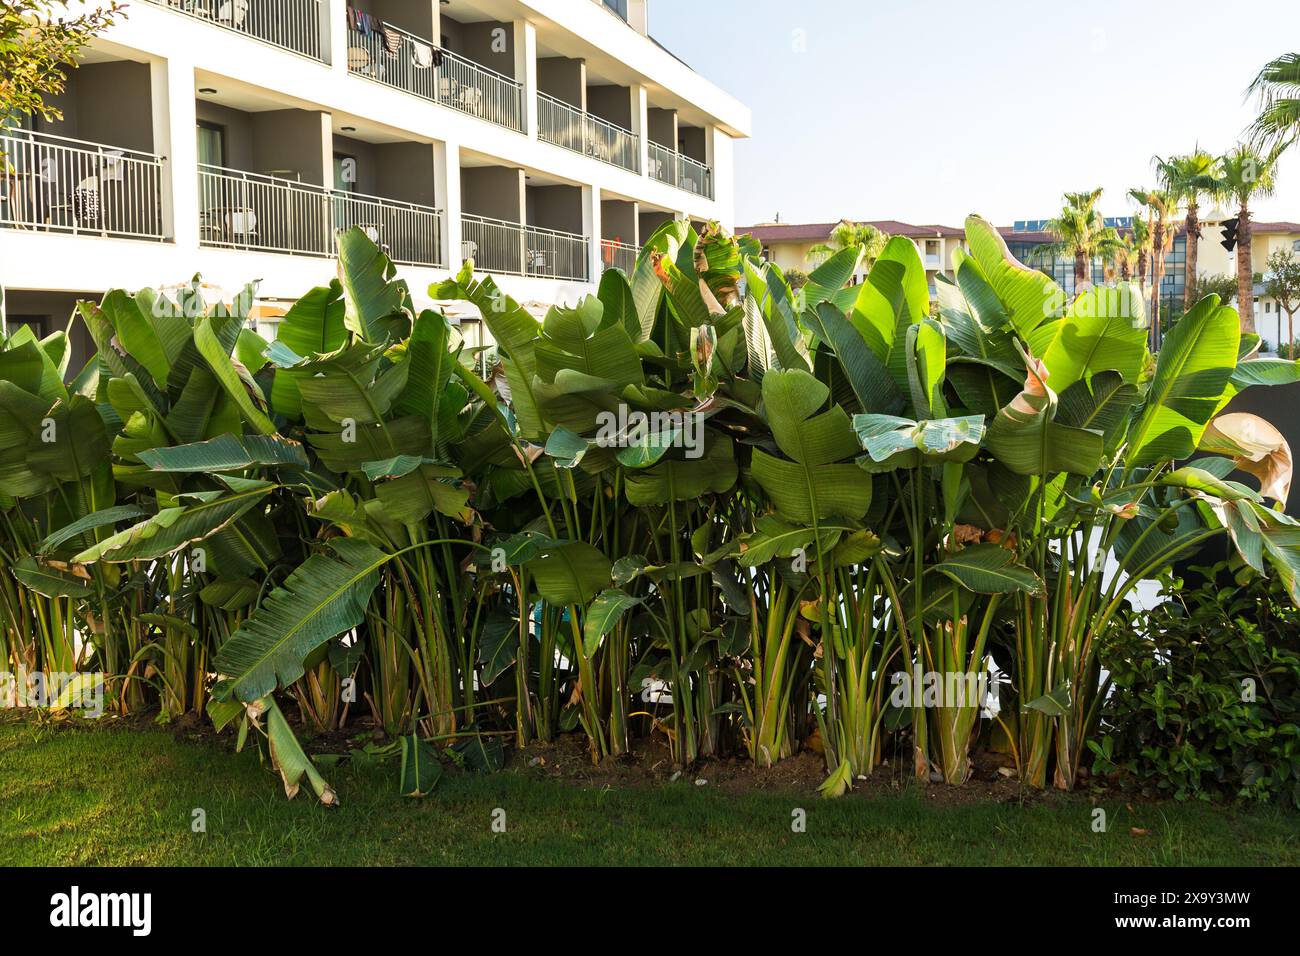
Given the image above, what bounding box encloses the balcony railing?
[537,93,640,173]
[461,214,589,282]
[648,142,713,199]
[346,21,524,132]
[0,128,165,240]
[198,164,443,266]
[143,0,325,61]
[600,239,639,275]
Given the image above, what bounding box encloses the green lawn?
[2,714,1296,866]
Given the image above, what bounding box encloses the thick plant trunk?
[1237,205,1255,333]
[1074,249,1089,290]
[1183,203,1199,312]
[1150,220,1167,348]
[1136,249,1148,293]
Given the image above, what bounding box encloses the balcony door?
[196,121,227,221]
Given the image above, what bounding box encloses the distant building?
[740,217,1300,337]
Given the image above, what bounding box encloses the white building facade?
[0,0,749,354]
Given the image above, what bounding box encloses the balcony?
[198,164,443,266]
[0,128,165,241]
[143,0,325,61]
[461,214,589,282]
[346,21,524,133]
[600,239,639,274]
[537,93,640,173]
[647,142,713,199]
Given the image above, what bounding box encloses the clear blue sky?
[649,0,1300,228]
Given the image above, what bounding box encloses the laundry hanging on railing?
[347,8,382,36]
[73,182,99,223]
[347,9,446,70]
[411,40,436,69]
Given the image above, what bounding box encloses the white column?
[584,185,602,285]
[163,58,199,253]
[513,20,538,139]
[435,140,463,273]
[325,0,347,69]
[148,58,174,239]
[630,84,649,177]
[319,113,335,189]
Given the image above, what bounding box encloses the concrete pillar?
[435,140,462,272]
[162,59,199,252]
[584,185,601,284]
[319,113,335,190]
[325,0,346,68]
[514,20,538,139]
[630,84,648,177]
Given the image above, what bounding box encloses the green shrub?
[1095,566,1300,806]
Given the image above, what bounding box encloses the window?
[196,121,225,168]
[333,153,357,192]
[925,239,939,256]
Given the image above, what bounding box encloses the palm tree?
[1217,144,1286,333]
[1155,150,1221,312]
[1247,53,1300,148]
[1040,188,1121,290]
[1117,215,1152,290]
[1129,187,1180,345]
[808,220,889,269]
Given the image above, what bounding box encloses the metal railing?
[0,128,165,240]
[198,164,443,266]
[333,191,443,267]
[461,214,589,282]
[648,141,714,199]
[600,239,639,274]
[537,93,640,172]
[346,21,524,132]
[143,0,325,61]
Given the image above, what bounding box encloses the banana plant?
[945,215,1300,790]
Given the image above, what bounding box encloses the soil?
[11,708,1116,805]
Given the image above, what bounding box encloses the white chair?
[460,240,477,261]
[226,207,257,240]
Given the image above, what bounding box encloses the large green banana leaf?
[337,226,411,343]
[803,301,903,414]
[751,369,871,522]
[624,432,738,505]
[523,541,612,605]
[138,433,308,472]
[1027,282,1147,393]
[214,537,388,702]
[73,482,274,563]
[983,363,1104,476]
[1127,294,1241,466]
[963,215,1060,337]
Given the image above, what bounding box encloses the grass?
[1,714,1296,866]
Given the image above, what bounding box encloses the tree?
[807,220,889,269]
[1248,52,1300,149]
[1217,144,1286,333]
[1124,214,1153,292]
[1041,189,1121,290]
[0,2,123,128]
[1193,273,1239,304]
[1265,248,1300,356]
[1129,187,1180,344]
[1156,150,1221,312]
